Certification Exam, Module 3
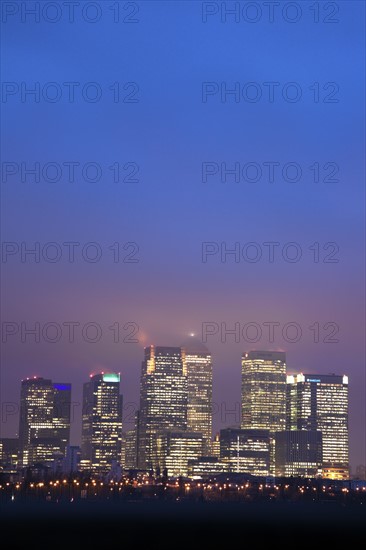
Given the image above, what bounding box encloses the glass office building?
[81,373,123,474]
[286,373,349,479]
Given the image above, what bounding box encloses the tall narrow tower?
[81,373,122,474]
[241,351,286,473]
[183,337,213,455]
[19,377,71,467]
[138,346,187,470]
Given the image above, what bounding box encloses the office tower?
[120,432,127,469]
[53,383,72,456]
[156,431,203,477]
[220,428,270,476]
[275,430,322,477]
[125,429,137,469]
[19,378,53,467]
[241,351,287,431]
[134,410,140,468]
[81,373,123,475]
[19,377,71,467]
[287,373,349,479]
[183,337,213,455]
[241,351,286,473]
[138,346,187,470]
[123,410,141,469]
[0,438,19,469]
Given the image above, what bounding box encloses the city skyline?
[1,0,364,540]
[3,329,363,470]
[1,342,354,479]
[2,1,365,477]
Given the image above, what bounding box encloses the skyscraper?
[124,410,140,469]
[138,346,187,470]
[19,377,71,467]
[81,373,123,474]
[124,429,137,469]
[241,351,286,473]
[183,337,213,455]
[53,383,72,456]
[286,373,349,479]
[241,351,287,431]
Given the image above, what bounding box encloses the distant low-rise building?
[188,456,228,478]
[63,445,81,474]
[275,430,322,477]
[220,428,270,476]
[287,373,349,479]
[19,377,71,467]
[81,373,123,474]
[138,346,188,470]
[156,431,203,477]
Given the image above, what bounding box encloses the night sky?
[1,1,364,471]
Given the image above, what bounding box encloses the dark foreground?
[1,500,364,545]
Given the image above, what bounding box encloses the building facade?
[188,456,228,478]
[124,429,138,469]
[183,338,213,455]
[53,383,72,456]
[19,377,71,467]
[156,431,203,477]
[220,428,270,476]
[275,430,322,477]
[81,373,122,474]
[138,346,187,470]
[241,351,286,473]
[211,433,220,458]
[62,445,81,474]
[286,373,349,479]
[241,351,287,431]
[123,410,141,470]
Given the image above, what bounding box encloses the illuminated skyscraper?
[286,373,349,479]
[124,410,140,469]
[138,346,187,470]
[241,351,287,431]
[241,351,286,473]
[81,373,123,474]
[183,337,212,454]
[19,377,71,467]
